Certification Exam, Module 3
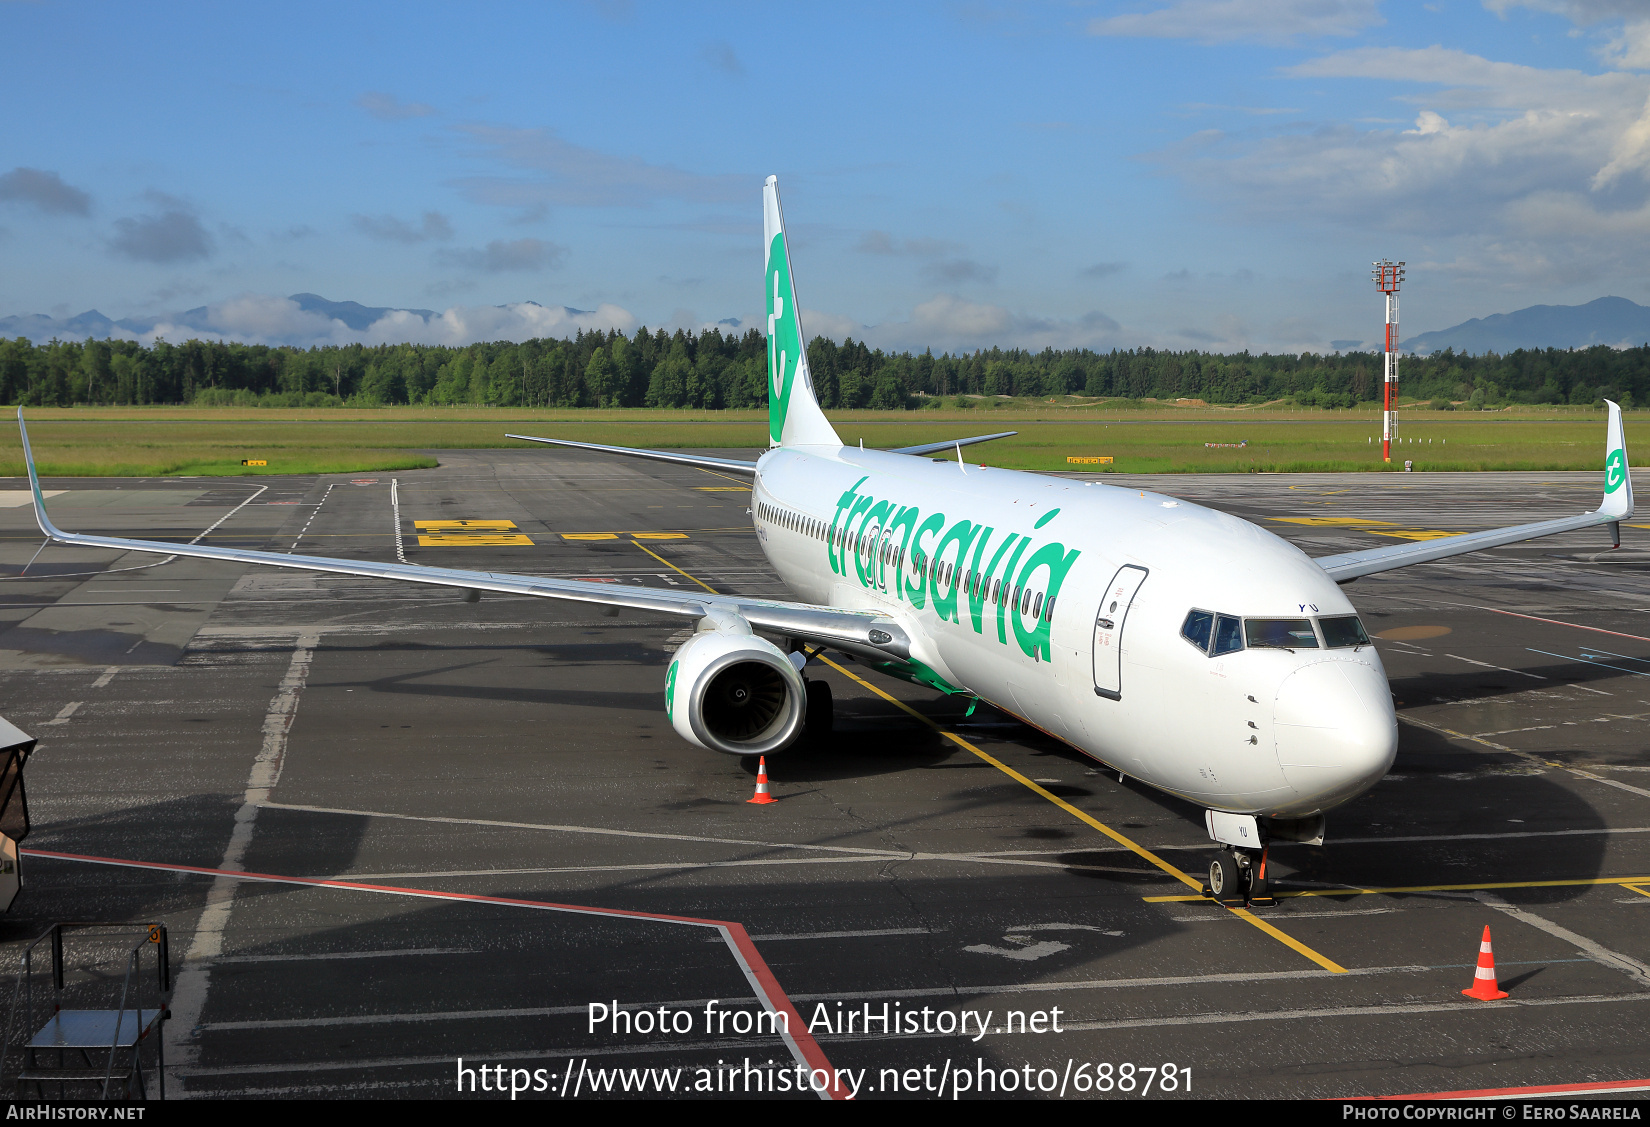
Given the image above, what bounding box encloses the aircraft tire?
[1208,852,1243,903]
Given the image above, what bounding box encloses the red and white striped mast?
[1373,259,1405,464]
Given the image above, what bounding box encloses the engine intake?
[666,627,805,755]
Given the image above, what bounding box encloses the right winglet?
[1600,397,1633,520]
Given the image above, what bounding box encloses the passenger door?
[1092,565,1148,700]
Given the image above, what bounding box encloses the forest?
[0,327,1643,410]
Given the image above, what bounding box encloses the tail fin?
[764,176,840,449]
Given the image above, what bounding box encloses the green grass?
[0,402,1635,477]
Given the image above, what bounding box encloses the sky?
[5,0,1650,354]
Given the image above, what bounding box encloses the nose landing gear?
[1203,845,1274,908]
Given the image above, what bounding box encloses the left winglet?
[18,409,67,542]
[1315,400,1633,582]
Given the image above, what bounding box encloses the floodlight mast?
[1373,260,1405,464]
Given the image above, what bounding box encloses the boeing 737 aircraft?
[15,176,1635,906]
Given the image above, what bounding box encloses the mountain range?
[1399,296,1650,355]
[0,293,440,341]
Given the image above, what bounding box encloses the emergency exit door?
[1092,565,1148,700]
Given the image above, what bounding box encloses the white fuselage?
[751,445,1397,819]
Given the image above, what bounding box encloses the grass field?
[0,402,1637,477]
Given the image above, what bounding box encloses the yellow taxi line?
[1143,874,1650,902]
[631,540,718,593]
[814,655,1347,974]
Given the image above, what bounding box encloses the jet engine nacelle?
[665,623,805,756]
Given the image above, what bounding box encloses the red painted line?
[1476,606,1650,645]
[1359,1077,1650,1100]
[23,847,847,1100]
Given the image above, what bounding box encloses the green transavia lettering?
[827,477,1081,663]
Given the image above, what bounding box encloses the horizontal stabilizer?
[887,431,1017,457]
[506,434,758,475]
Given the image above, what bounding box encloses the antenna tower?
[1373,260,1405,464]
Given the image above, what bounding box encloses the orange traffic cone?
[747,756,777,805]
[1461,925,1509,1000]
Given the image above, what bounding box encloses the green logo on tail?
[1607,449,1627,493]
[767,233,802,445]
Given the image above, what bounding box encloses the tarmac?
[0,449,1645,1100]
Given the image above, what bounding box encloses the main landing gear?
[1204,845,1274,908]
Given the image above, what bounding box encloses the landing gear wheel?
[1207,850,1246,906]
[805,679,834,737]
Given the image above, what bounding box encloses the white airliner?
[16,177,1634,904]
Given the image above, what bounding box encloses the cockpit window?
[1181,610,1213,653]
[1212,614,1244,657]
[1319,615,1370,648]
[1246,618,1321,650]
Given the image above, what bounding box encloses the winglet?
[17,409,65,542]
[1601,398,1633,520]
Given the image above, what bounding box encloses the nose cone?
[1273,658,1397,811]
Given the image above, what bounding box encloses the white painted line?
[1528,647,1648,678]
[90,666,119,689]
[41,701,80,726]
[736,928,935,943]
[166,630,320,1091]
[1567,768,1650,801]
[1443,653,1545,680]
[258,800,924,858]
[1472,890,1650,988]
[391,478,408,564]
[208,947,475,966]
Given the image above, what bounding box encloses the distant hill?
[1402,296,1650,355]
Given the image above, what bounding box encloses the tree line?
[0,327,1643,409]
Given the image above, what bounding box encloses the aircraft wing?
[1313,400,1633,583]
[887,431,1017,457]
[504,434,758,475]
[15,412,911,663]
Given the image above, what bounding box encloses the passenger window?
[1212,614,1244,657]
[1044,596,1055,622]
[1032,593,1043,619]
[1181,609,1214,653]
[1245,618,1321,650]
[1319,615,1370,648]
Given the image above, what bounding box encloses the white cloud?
[350,211,453,243]
[434,237,567,272]
[453,124,749,209]
[109,293,635,349]
[356,91,437,121]
[1154,44,1650,285]
[802,294,1126,353]
[1089,0,1383,45]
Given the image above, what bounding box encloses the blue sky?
[4,0,1650,353]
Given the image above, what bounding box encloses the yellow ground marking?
[413,519,533,547]
[814,653,1347,974]
[1626,524,1650,531]
[561,531,691,541]
[1624,883,1650,900]
[414,519,520,530]
[417,533,534,546]
[1270,516,1394,527]
[696,467,755,487]
[1374,625,1453,641]
[696,486,751,492]
[562,533,619,540]
[631,540,717,593]
[1144,874,1650,902]
[1367,529,1462,541]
